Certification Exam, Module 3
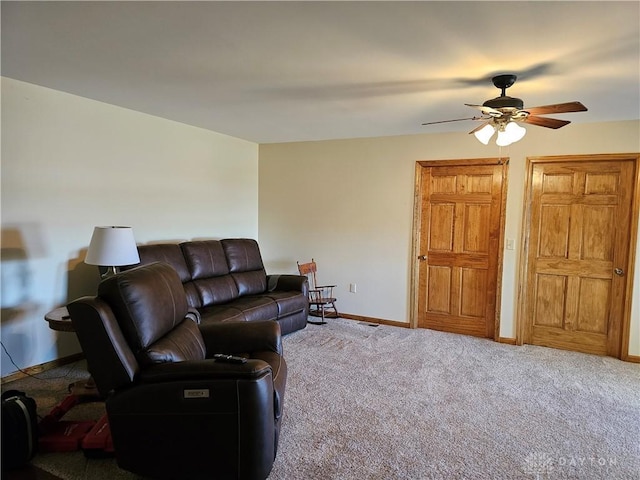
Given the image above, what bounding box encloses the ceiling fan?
[422,74,588,146]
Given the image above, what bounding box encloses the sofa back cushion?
[181,240,240,306]
[137,244,191,282]
[221,239,267,296]
[135,243,201,309]
[98,262,206,365]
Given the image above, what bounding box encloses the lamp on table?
[48,226,140,397]
[84,226,140,277]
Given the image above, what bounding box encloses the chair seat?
[309,296,336,303]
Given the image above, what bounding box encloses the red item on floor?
[38,394,96,453]
[81,413,114,457]
[39,420,96,452]
[38,394,80,431]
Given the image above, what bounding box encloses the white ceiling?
[2,1,639,144]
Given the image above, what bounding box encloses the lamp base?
[99,266,118,279]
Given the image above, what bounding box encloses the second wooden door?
[520,154,638,357]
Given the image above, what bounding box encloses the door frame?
[516,153,640,360]
[410,157,509,340]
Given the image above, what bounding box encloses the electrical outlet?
[506,239,515,250]
[349,283,357,293]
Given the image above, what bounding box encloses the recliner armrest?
[199,320,283,355]
[138,358,271,384]
[267,274,308,295]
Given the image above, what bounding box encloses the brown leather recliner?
[68,262,286,480]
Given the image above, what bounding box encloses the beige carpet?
[5,318,640,479]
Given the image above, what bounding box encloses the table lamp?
[84,226,140,278]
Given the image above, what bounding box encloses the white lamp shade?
[85,226,140,267]
[473,123,496,145]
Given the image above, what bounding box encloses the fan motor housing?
[483,95,524,110]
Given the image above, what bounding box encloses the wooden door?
[520,155,638,358]
[415,159,507,339]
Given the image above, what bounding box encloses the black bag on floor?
[1,389,38,470]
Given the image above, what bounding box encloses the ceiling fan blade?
[524,116,571,129]
[468,122,490,135]
[465,104,504,117]
[422,116,485,126]
[524,101,587,115]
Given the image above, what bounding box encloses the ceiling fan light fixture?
[496,130,512,146]
[493,120,526,147]
[473,123,496,145]
[424,74,586,142]
[503,120,527,144]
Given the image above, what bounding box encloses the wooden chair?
[297,259,339,325]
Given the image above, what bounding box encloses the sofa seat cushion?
[199,305,245,324]
[264,291,308,317]
[232,296,279,322]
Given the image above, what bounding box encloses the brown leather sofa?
[131,238,308,335]
[68,262,286,480]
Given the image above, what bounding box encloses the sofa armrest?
[267,274,308,295]
[198,320,283,356]
[138,358,271,384]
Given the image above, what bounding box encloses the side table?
[45,306,75,332]
[45,306,100,398]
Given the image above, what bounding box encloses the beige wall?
[1,78,259,376]
[258,120,640,356]
[2,76,637,377]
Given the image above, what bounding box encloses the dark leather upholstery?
[138,243,191,282]
[67,297,139,395]
[98,263,205,365]
[181,240,230,278]
[132,238,309,334]
[138,243,201,307]
[68,262,286,480]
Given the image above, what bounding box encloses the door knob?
[614,268,624,276]
[418,255,428,261]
